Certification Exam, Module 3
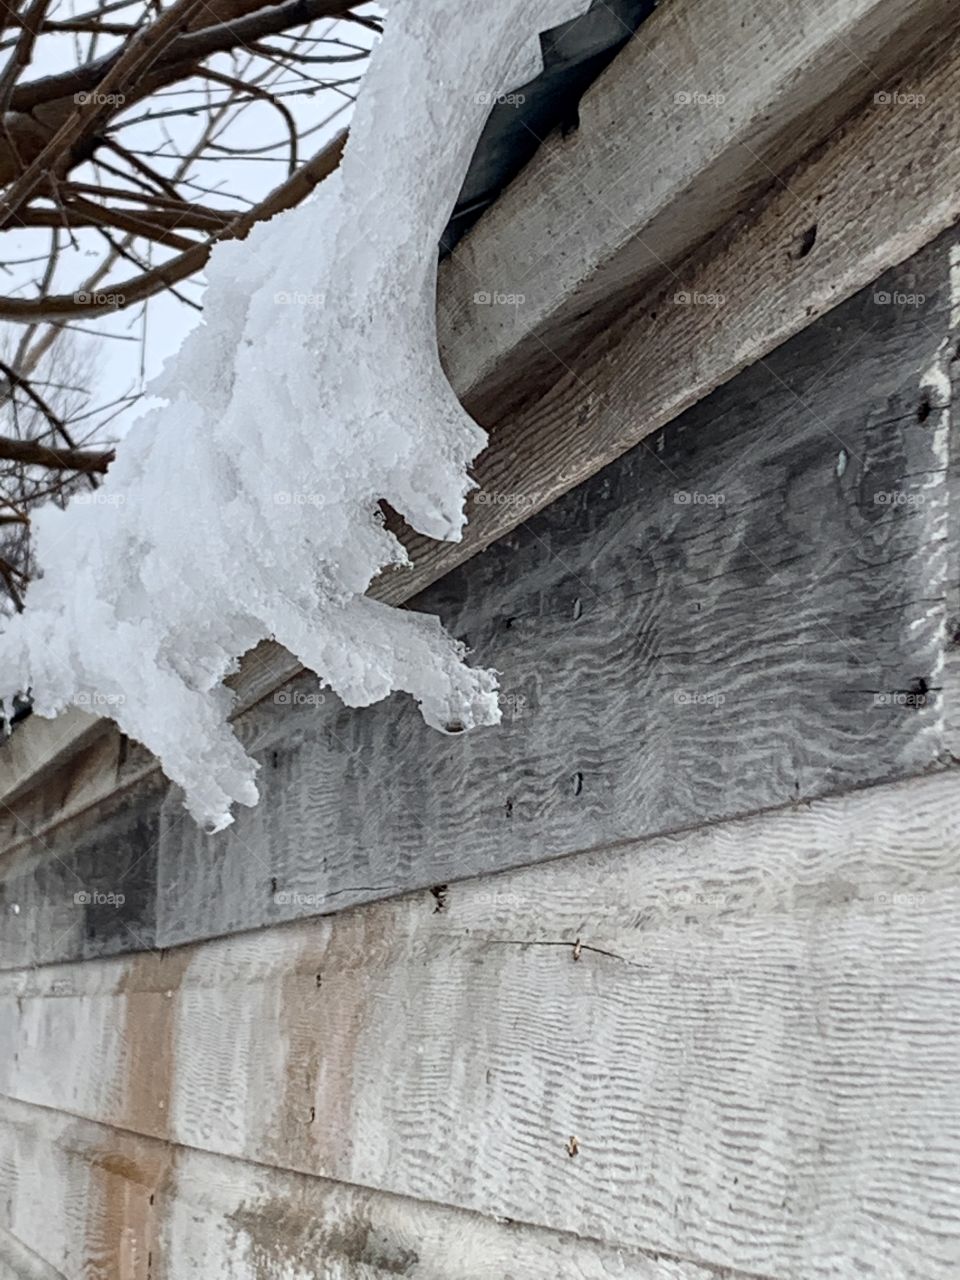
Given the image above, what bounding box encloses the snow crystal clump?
[0,0,590,830]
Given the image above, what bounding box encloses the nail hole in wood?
[908,676,930,708]
[572,771,583,796]
[795,223,818,259]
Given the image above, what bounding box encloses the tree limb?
[10,0,362,112]
[0,432,114,472]
[0,128,346,320]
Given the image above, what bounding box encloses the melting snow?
[1,0,591,830]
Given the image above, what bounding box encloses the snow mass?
[0,0,589,830]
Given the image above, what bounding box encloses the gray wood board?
[2,226,957,964]
[5,770,960,1277]
[0,772,164,968]
[156,228,957,948]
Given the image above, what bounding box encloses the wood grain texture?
[0,1223,67,1280]
[437,0,959,414]
[402,23,960,609]
[937,241,960,758]
[206,16,960,728]
[0,1097,713,1280]
[0,728,156,870]
[2,221,957,964]
[155,225,959,947]
[0,705,98,811]
[3,770,960,1277]
[6,0,960,817]
[0,770,165,969]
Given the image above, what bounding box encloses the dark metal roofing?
[441,0,659,255]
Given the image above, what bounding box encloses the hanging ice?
[0,0,591,830]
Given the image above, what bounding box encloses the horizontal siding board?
[437,0,960,413]
[0,1097,710,1280]
[2,771,960,1276]
[0,772,164,969]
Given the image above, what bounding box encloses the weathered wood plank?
[0,706,99,814]
[2,771,960,1276]
[2,219,956,963]
[154,224,958,947]
[438,0,959,414]
[938,242,960,758]
[0,770,164,969]
[6,0,960,821]
[406,22,960,612]
[0,1097,711,1280]
[0,1224,66,1280]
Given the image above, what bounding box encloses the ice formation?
[0,0,590,830]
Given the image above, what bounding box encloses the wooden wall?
[2,207,960,1279]
[2,769,960,1277]
[3,224,959,964]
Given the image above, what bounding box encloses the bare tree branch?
[0,432,113,472]
[0,128,346,320]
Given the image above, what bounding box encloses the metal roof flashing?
[441,0,658,255]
